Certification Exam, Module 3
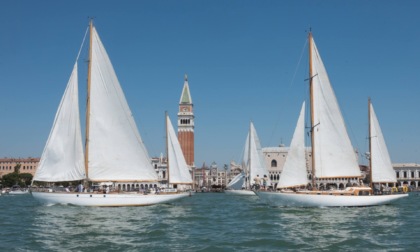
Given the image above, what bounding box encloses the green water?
[0,192,418,251]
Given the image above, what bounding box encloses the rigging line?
[76,26,89,62]
[289,39,308,89]
[267,38,308,147]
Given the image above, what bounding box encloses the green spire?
[179,74,192,104]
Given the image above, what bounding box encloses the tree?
[0,164,33,187]
[1,172,20,187]
[19,173,33,186]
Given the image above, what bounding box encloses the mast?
[84,20,93,180]
[165,111,170,185]
[368,97,373,189]
[248,121,252,189]
[308,32,316,190]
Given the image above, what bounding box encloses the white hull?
[224,190,256,196]
[8,190,30,195]
[32,191,189,207]
[256,191,408,207]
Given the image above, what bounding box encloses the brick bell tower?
[178,74,195,167]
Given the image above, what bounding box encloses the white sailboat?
[31,21,190,206]
[225,122,270,196]
[165,113,193,190]
[256,33,408,207]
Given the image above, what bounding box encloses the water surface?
[0,192,418,251]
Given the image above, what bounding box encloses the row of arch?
[180,119,191,125]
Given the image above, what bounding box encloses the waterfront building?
[0,157,39,178]
[194,162,228,190]
[260,146,419,189]
[394,163,420,188]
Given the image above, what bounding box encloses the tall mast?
[84,20,93,180]
[248,121,252,189]
[368,97,373,189]
[165,111,170,185]
[308,32,316,190]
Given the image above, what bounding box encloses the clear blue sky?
[1,1,419,168]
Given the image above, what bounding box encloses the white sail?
[227,172,245,190]
[34,63,86,182]
[248,122,271,185]
[88,27,158,182]
[166,114,193,184]
[370,103,397,183]
[277,102,308,188]
[310,37,361,178]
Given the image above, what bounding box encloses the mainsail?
[166,114,193,184]
[87,27,158,182]
[34,63,85,182]
[277,102,308,188]
[310,36,361,178]
[369,102,397,183]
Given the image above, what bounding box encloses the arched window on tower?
[271,160,277,168]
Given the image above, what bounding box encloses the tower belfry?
[178,74,195,166]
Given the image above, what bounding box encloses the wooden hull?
[224,190,256,196]
[256,191,408,207]
[31,191,189,207]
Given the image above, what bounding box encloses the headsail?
[310,35,361,178]
[166,114,193,184]
[248,122,271,185]
[34,63,86,182]
[87,26,157,182]
[277,102,308,188]
[369,102,397,183]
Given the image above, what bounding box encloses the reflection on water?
[0,193,418,251]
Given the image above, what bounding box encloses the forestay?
[34,63,86,182]
[370,103,397,183]
[310,37,361,178]
[88,27,158,182]
[166,115,193,184]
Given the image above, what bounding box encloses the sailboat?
[225,122,270,196]
[256,33,408,207]
[31,21,190,206]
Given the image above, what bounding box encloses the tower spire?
[178,74,195,167]
[179,74,193,104]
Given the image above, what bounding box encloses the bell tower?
[178,74,195,166]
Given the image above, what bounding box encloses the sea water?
[0,192,418,251]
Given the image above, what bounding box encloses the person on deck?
[253,175,261,190]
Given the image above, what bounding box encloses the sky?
[1,0,419,169]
